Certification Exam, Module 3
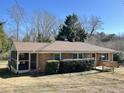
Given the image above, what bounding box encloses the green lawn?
[0,60,124,93]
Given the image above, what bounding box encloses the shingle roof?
[13,42,49,52]
[13,41,117,53]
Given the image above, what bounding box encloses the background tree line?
[0,4,124,60]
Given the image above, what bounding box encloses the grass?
[0,61,124,93]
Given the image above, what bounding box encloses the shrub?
[45,60,59,75]
[113,52,124,64]
[59,59,95,73]
[45,59,95,75]
[59,60,75,73]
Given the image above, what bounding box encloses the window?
[79,53,82,59]
[54,54,60,60]
[84,53,90,58]
[82,53,85,58]
[100,53,108,60]
[73,53,77,59]
[92,53,95,58]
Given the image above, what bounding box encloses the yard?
[0,61,124,93]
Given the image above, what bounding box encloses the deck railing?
[100,61,119,68]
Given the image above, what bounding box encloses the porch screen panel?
[19,53,29,60]
[11,51,17,60]
[19,61,29,70]
[9,51,17,69]
[18,53,29,70]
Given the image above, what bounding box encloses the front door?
[30,53,37,70]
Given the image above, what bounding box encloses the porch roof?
[13,41,117,53]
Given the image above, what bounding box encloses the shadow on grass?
[0,68,29,78]
[0,67,102,79]
[0,67,47,79]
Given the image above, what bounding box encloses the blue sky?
[0,0,124,34]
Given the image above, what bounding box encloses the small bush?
[45,60,59,75]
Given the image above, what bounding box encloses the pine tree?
[56,14,87,42]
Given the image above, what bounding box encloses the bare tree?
[81,16,103,40]
[8,4,25,41]
[23,28,37,42]
[31,11,57,42]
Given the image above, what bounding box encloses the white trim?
[14,51,116,54]
[60,52,62,60]
[77,53,79,59]
[17,52,19,73]
[18,70,30,73]
[10,65,17,73]
[35,51,117,53]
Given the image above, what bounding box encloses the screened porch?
[9,51,37,73]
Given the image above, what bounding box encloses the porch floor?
[95,66,111,71]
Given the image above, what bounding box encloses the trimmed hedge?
[45,59,95,75]
[59,60,95,73]
[45,60,59,75]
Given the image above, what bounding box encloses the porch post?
[94,53,98,68]
[29,53,31,71]
[112,53,113,61]
[108,53,110,61]
[17,52,19,73]
[77,53,79,59]
[94,53,96,68]
[59,52,62,60]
